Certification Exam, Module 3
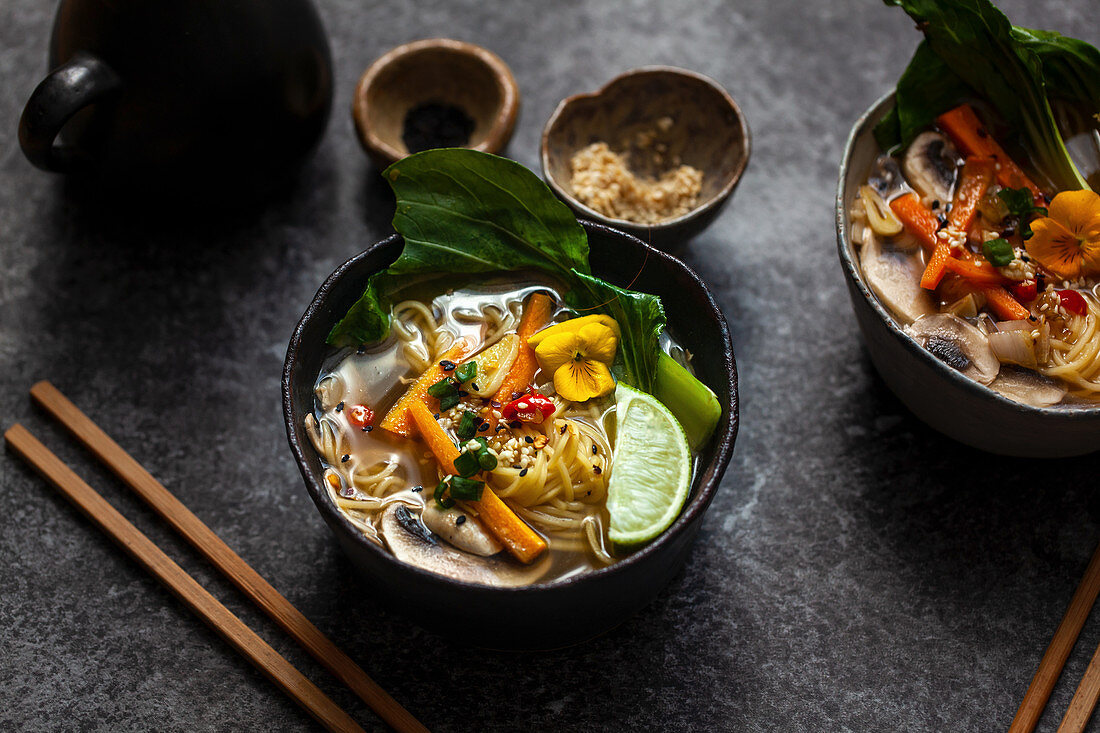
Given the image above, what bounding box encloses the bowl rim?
[540,65,752,231]
[282,220,739,594]
[836,90,1100,420]
[352,38,520,167]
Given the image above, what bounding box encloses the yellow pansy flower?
[1025,189,1100,280]
[531,318,619,402]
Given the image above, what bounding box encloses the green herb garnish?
[434,479,455,509]
[454,361,477,384]
[427,377,457,399]
[997,187,1049,237]
[982,238,1015,267]
[453,449,481,478]
[438,393,460,412]
[447,476,485,501]
[455,410,478,441]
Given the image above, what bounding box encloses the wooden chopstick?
[1010,538,1100,733]
[5,424,366,733]
[28,381,427,733]
[1059,638,1100,732]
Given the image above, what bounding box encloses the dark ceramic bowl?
[541,67,750,252]
[283,221,738,649]
[352,39,520,169]
[837,93,1100,457]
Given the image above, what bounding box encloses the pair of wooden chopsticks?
[1011,539,1100,733]
[5,381,428,733]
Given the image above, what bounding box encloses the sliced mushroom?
[989,365,1067,407]
[861,231,937,325]
[379,504,548,587]
[906,313,1000,384]
[867,155,907,200]
[903,131,959,207]
[421,503,503,557]
[315,373,346,411]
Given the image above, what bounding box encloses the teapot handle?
[19,53,121,173]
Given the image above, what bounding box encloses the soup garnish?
[306,150,721,586]
[851,0,1100,406]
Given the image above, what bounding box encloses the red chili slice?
[1058,289,1089,316]
[502,392,555,425]
[347,404,375,428]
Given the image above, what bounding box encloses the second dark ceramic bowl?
[837,92,1100,457]
[283,221,738,649]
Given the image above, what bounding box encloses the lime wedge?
[606,383,692,546]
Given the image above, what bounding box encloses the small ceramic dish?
[352,38,520,169]
[541,67,750,251]
[283,221,738,649]
[836,92,1100,457]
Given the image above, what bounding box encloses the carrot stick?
[948,156,995,233]
[936,104,1045,205]
[921,242,953,290]
[981,285,1032,321]
[407,400,547,564]
[920,157,996,290]
[465,489,547,564]
[380,338,474,438]
[891,192,940,251]
[488,293,554,429]
[407,400,460,475]
[943,256,1010,286]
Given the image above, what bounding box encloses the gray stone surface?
[2,0,1100,730]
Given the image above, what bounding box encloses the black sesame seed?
[1028,315,1037,322]
[440,360,456,371]
[433,413,440,419]
[495,425,507,432]
[524,436,534,444]
[931,200,940,210]
[593,465,602,474]
[559,425,567,435]
[365,425,373,432]
[356,346,366,355]
[490,401,501,408]
[478,422,490,432]
[512,464,522,469]
[458,390,469,398]
[456,515,467,526]
[412,485,423,492]
[519,468,528,477]
[592,444,598,455]
[936,213,947,228]
[335,402,344,412]
[471,383,480,391]
[340,454,350,463]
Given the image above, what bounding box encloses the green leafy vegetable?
[982,238,1015,267]
[877,0,1099,192]
[327,149,667,393]
[454,361,477,384]
[455,410,478,441]
[434,479,455,509]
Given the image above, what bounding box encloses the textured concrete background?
[3,0,1100,730]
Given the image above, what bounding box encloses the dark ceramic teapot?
[18,0,333,204]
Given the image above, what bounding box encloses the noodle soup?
[304,277,698,586]
[850,103,1100,407]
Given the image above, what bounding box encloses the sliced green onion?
[427,377,457,398]
[456,410,478,441]
[438,392,461,411]
[434,479,455,509]
[447,476,484,501]
[982,238,1015,267]
[476,447,498,471]
[454,361,477,384]
[453,449,481,478]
